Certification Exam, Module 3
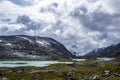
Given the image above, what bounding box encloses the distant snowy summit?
[0,35,75,60]
[83,43,120,59]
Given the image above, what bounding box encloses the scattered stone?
[83,76,89,80]
[104,70,111,76]
[67,72,75,77]
[69,77,78,80]
[93,76,100,80]
[62,72,78,80]
[0,77,10,80]
[112,73,120,77]
[0,71,5,76]
[12,68,24,74]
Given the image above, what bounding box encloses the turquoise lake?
[0,61,73,67]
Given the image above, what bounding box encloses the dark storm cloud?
[0,27,8,32]
[52,3,58,8]
[1,18,11,22]
[106,0,120,12]
[16,15,41,30]
[39,3,60,16]
[71,6,120,32]
[17,15,31,25]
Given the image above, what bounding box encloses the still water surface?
[0,61,73,67]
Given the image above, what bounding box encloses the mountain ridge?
[83,42,120,59]
[0,35,75,60]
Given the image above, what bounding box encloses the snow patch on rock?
[5,43,12,46]
[0,40,2,42]
[20,37,33,43]
[36,40,51,47]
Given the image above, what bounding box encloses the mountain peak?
[83,43,120,59]
[0,35,75,60]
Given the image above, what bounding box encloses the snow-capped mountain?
[0,35,75,60]
[83,43,120,59]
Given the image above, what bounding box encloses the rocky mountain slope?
[0,35,75,60]
[83,43,120,59]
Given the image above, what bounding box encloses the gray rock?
[69,77,78,80]
[12,68,24,74]
[93,76,100,80]
[0,71,5,76]
[112,73,120,77]
[67,72,75,77]
[83,76,89,80]
[0,77,10,80]
[104,70,111,76]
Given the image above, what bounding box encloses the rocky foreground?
[0,59,120,80]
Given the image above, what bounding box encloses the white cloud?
[92,0,120,14]
[0,0,120,55]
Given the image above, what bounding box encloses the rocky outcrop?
[0,35,75,60]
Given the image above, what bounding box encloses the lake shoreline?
[0,59,120,80]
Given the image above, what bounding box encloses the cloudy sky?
[0,0,120,55]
